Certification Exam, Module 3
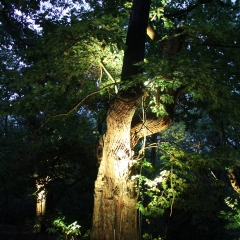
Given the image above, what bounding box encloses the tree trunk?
[91,0,186,238]
[91,0,150,239]
[91,92,141,240]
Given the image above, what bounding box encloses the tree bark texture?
[91,93,141,240]
[228,168,240,193]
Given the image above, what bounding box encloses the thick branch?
[147,25,187,57]
[147,25,161,42]
[228,169,240,193]
[130,111,173,147]
[162,28,187,58]
[130,86,184,147]
[130,26,187,147]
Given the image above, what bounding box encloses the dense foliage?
[0,0,240,239]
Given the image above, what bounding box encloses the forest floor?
[0,224,87,240]
[0,225,55,240]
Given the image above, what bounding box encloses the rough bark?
[91,92,141,240]
[227,168,240,193]
[130,111,173,147]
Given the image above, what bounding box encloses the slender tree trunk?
[35,175,48,232]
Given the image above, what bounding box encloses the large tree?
[91,0,240,239]
[91,0,151,238]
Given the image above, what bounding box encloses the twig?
[40,83,116,128]
[99,61,118,93]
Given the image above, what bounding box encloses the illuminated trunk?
[91,93,141,240]
[35,175,47,219]
[91,0,184,238]
[91,0,151,239]
[35,175,48,232]
[91,95,174,240]
[36,183,46,218]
